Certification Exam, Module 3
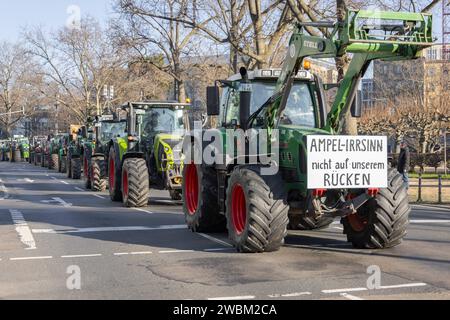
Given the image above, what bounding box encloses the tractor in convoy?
[0,140,10,161]
[64,125,84,179]
[30,136,47,166]
[108,101,190,207]
[83,114,127,191]
[182,9,434,252]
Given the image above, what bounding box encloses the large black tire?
[66,155,72,178]
[183,164,226,232]
[108,148,122,201]
[84,155,91,189]
[71,158,81,179]
[288,214,334,230]
[122,158,149,207]
[341,168,410,249]
[60,156,67,173]
[52,154,59,172]
[91,158,107,192]
[13,149,21,163]
[225,165,289,253]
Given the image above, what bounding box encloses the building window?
[427,48,437,60]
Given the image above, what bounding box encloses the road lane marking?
[9,209,36,250]
[322,287,368,294]
[333,226,343,230]
[93,194,105,199]
[75,187,85,192]
[114,253,129,256]
[133,208,153,214]
[130,251,153,255]
[159,250,195,254]
[61,254,102,258]
[410,220,450,224]
[10,256,52,261]
[208,296,255,301]
[197,233,233,248]
[268,292,311,298]
[377,282,427,289]
[340,293,364,300]
[32,225,186,234]
[60,181,69,185]
[40,197,72,207]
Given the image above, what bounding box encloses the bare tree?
[0,42,44,137]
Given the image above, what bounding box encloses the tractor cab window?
[100,122,127,143]
[223,81,316,128]
[141,108,184,140]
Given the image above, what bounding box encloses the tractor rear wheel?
[91,158,107,192]
[13,149,21,163]
[60,156,67,173]
[66,155,72,177]
[341,168,410,249]
[84,156,91,189]
[121,158,149,207]
[225,165,289,253]
[108,148,122,202]
[183,164,226,232]
[71,158,81,179]
[52,154,59,172]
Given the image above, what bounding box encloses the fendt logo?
[303,40,318,49]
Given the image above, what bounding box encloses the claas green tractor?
[182,9,434,252]
[83,114,127,191]
[108,101,190,207]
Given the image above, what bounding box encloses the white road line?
[10,256,52,261]
[377,282,427,290]
[133,208,153,214]
[197,233,234,248]
[114,253,129,256]
[61,254,102,258]
[208,296,255,301]
[93,194,105,199]
[130,251,153,255]
[410,220,450,224]
[75,187,85,192]
[333,226,344,230]
[9,209,36,250]
[268,292,311,298]
[32,225,186,234]
[412,204,450,211]
[340,293,364,300]
[159,250,195,254]
[322,287,367,294]
[0,183,9,200]
[60,181,69,185]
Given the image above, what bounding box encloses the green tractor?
[16,136,30,162]
[183,9,434,252]
[108,101,190,207]
[30,136,47,166]
[9,138,21,163]
[83,114,127,191]
[0,140,10,161]
[48,134,65,171]
[64,125,83,179]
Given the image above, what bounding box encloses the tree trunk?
[336,0,357,135]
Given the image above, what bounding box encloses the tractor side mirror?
[206,86,220,116]
[351,90,362,118]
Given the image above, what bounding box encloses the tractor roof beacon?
[108,101,190,207]
[183,9,434,253]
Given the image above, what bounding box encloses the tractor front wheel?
[91,157,107,192]
[60,156,67,173]
[121,158,149,207]
[84,156,91,189]
[341,168,410,249]
[71,158,81,179]
[225,165,289,253]
[108,148,122,201]
[183,164,226,232]
[52,154,59,172]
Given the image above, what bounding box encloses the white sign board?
[307,135,388,189]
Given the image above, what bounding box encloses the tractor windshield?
[141,108,184,136]
[226,81,316,128]
[99,121,127,142]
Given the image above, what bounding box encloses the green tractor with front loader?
[83,114,127,191]
[182,9,434,252]
[108,101,190,207]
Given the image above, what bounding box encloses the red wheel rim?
[122,169,128,198]
[231,184,246,235]
[109,157,115,189]
[347,213,368,232]
[185,164,198,215]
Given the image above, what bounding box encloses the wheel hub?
[185,164,198,215]
[231,184,246,235]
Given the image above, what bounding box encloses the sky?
[0,0,114,42]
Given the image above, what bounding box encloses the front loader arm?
[264,9,434,134]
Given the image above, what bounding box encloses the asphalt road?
[1,161,449,300]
